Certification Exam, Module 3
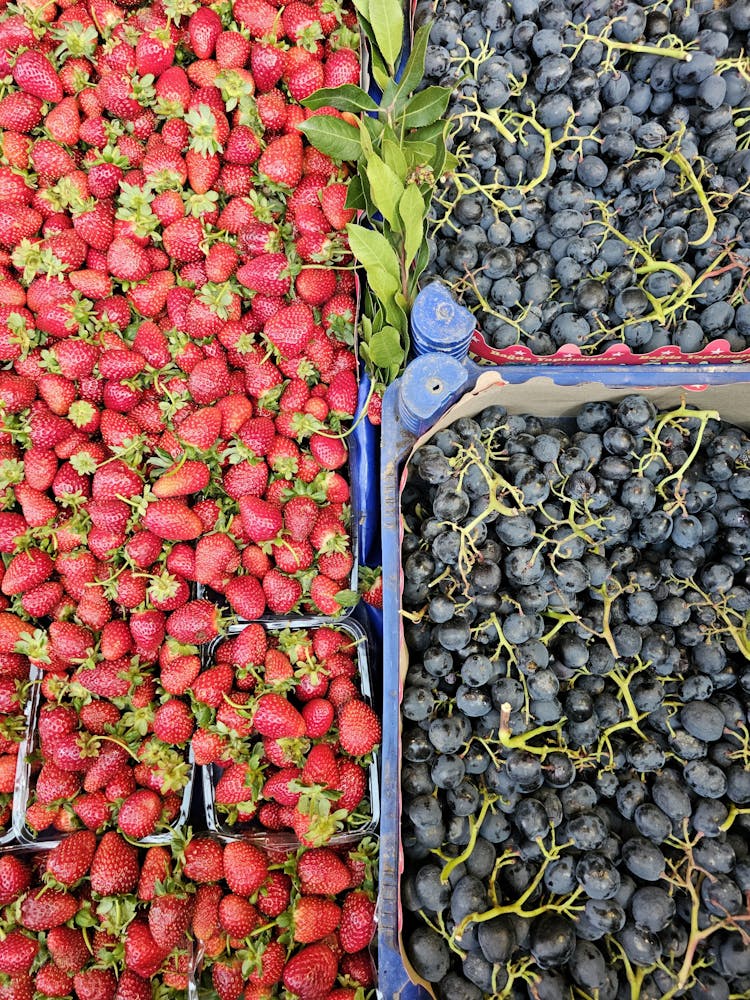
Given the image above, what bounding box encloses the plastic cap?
[397,354,470,435]
[411,282,476,359]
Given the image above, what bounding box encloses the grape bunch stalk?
[400,394,750,999]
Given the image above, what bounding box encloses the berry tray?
[377,356,750,999]
[201,610,380,848]
[0,680,32,848]
[13,669,195,848]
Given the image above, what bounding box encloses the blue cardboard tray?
[376,356,750,999]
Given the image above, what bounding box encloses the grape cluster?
[418,0,750,355]
[400,395,750,998]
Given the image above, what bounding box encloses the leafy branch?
[299,14,454,388]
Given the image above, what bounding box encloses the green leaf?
[301,85,378,113]
[346,223,401,282]
[382,136,408,182]
[365,264,399,308]
[401,87,451,129]
[366,153,404,231]
[391,22,431,112]
[399,184,425,269]
[298,116,361,161]
[368,325,404,371]
[345,174,366,212]
[367,0,403,71]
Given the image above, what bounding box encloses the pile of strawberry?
[0,830,193,1000]
[193,622,380,845]
[0,619,31,835]
[22,634,202,840]
[0,0,362,653]
[185,834,377,1000]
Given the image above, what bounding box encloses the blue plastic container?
[377,356,750,999]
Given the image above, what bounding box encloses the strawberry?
[264,301,315,358]
[292,897,341,944]
[253,692,306,738]
[281,943,338,1000]
[117,789,162,839]
[358,566,382,608]
[233,0,281,39]
[300,697,334,738]
[148,894,192,952]
[323,48,360,88]
[0,934,38,975]
[19,890,78,931]
[258,133,303,188]
[308,575,349,615]
[297,848,352,895]
[90,832,140,895]
[1,549,54,595]
[45,830,96,886]
[13,51,63,103]
[338,891,375,953]
[337,699,381,757]
[124,920,168,979]
[251,43,286,92]
[182,836,225,884]
[237,253,292,296]
[222,840,269,897]
[73,968,117,1000]
[142,499,204,541]
[309,432,348,470]
[0,856,31,905]
[263,570,303,614]
[238,496,283,542]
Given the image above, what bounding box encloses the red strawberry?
[253,692,306,738]
[142,499,203,541]
[13,51,63,103]
[301,698,335,738]
[262,570,302,614]
[45,830,96,886]
[258,133,303,188]
[0,856,31,905]
[323,48,360,88]
[309,432,348,470]
[73,968,117,1000]
[251,43,285,92]
[148,894,192,951]
[264,301,315,358]
[359,566,383,608]
[0,934,38,975]
[337,699,381,757]
[1,549,54,595]
[238,496,283,542]
[223,840,269,897]
[237,253,292,296]
[166,600,227,644]
[282,943,338,1000]
[224,575,266,618]
[182,837,224,884]
[292,897,341,944]
[233,0,281,39]
[298,849,352,894]
[117,789,162,839]
[189,7,222,57]
[90,832,140,895]
[124,920,168,979]
[19,890,78,931]
[338,891,375,953]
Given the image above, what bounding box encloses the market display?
[400,395,750,998]
[418,0,750,356]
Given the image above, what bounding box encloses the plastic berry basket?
[376,355,750,999]
[0,680,33,848]
[201,608,380,847]
[13,668,195,848]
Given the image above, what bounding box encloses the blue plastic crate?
[376,355,750,999]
